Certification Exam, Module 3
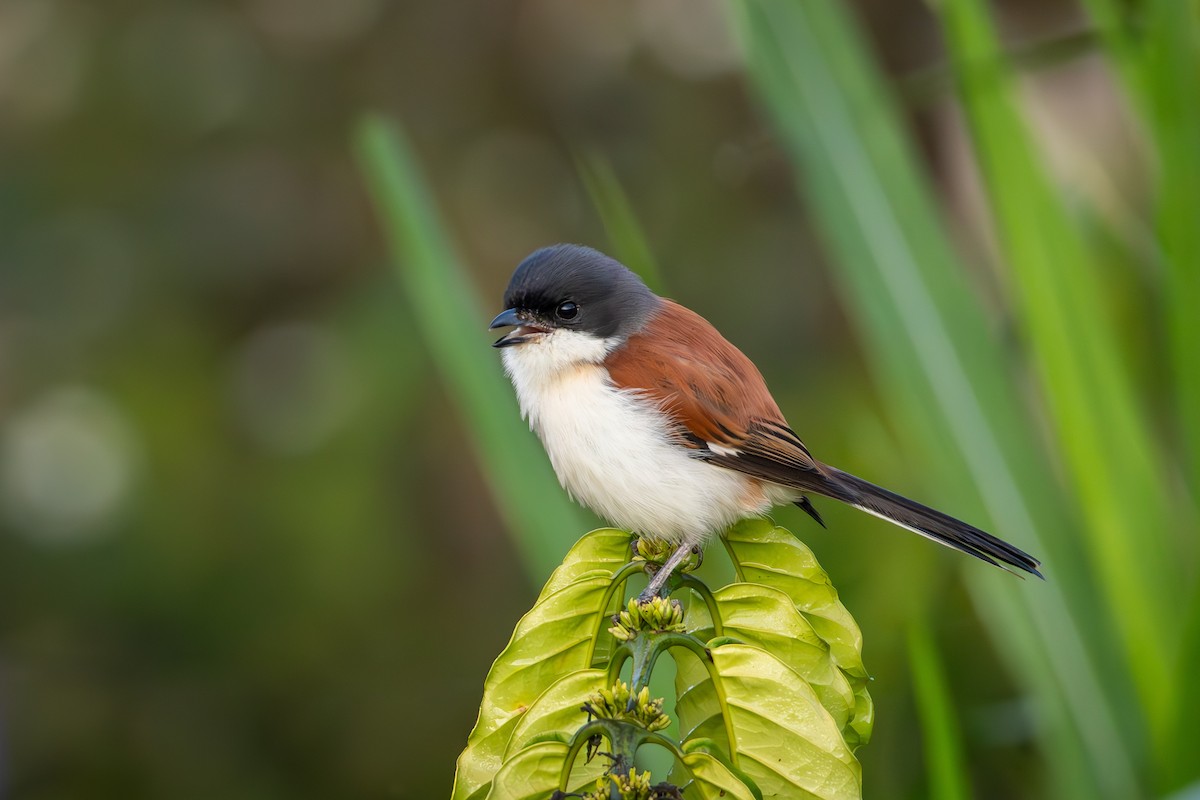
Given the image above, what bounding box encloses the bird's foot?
[638,542,695,601]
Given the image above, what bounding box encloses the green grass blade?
[353,116,587,579]
[936,0,1185,737]
[573,149,664,291]
[1145,0,1200,488]
[961,577,1102,800]
[907,617,971,800]
[730,0,1138,794]
[1074,2,1200,783]
[1168,597,1200,790]
[1080,0,1200,485]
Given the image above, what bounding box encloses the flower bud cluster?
[584,680,670,733]
[631,538,675,564]
[582,767,654,800]
[608,597,687,642]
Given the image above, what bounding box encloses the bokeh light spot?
[1,386,140,544]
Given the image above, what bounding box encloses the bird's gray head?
[490,244,659,348]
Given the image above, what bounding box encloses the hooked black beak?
[489,308,521,330]
[490,308,545,348]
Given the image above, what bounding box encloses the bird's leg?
[638,543,695,602]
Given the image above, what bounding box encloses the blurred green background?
[2,0,1198,798]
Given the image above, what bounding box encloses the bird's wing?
[606,301,1043,577]
[605,299,827,489]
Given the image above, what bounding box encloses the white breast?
[501,330,772,545]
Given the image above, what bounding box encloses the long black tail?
[813,467,1043,578]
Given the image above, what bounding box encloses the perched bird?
[490,244,1041,598]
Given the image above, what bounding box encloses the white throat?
[499,328,777,546]
[500,328,617,427]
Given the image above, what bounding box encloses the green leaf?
[674,644,733,755]
[712,642,861,799]
[452,576,612,798]
[721,519,866,680]
[482,741,577,800]
[537,527,634,670]
[673,630,860,798]
[452,530,631,800]
[679,750,760,800]
[672,548,873,792]
[353,116,588,580]
[537,528,633,601]
[683,582,857,738]
[505,669,607,758]
[846,683,874,754]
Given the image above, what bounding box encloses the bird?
[490,244,1042,599]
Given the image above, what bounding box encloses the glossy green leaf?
[537,527,633,670]
[482,741,575,800]
[505,669,607,758]
[674,642,730,746]
[721,519,866,680]
[537,527,633,601]
[712,642,860,799]
[683,582,857,738]
[845,682,874,754]
[673,637,859,798]
[452,529,631,800]
[679,750,760,800]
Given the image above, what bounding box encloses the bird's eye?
[556,301,579,320]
